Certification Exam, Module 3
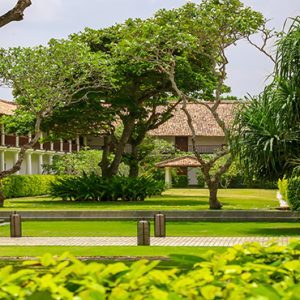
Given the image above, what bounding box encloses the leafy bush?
[50,174,165,201]
[287,176,300,210]
[2,242,300,299]
[173,175,189,187]
[197,173,205,187]
[2,175,55,198]
[278,176,288,200]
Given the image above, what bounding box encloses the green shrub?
[50,174,165,201]
[287,176,300,210]
[197,173,205,188]
[2,242,300,299]
[2,175,56,198]
[172,175,189,187]
[278,176,288,200]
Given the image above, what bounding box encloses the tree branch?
[0,0,32,28]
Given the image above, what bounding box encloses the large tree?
[232,17,300,181]
[0,39,110,205]
[154,0,265,209]
[44,14,216,178]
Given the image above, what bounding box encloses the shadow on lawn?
[247,227,300,236]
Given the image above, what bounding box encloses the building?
[0,99,235,179]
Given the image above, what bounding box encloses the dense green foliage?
[287,177,300,210]
[44,150,103,175]
[233,17,300,180]
[173,175,189,188]
[2,175,55,198]
[2,242,300,299]
[278,177,288,200]
[50,174,165,201]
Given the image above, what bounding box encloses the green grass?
[2,188,278,210]
[1,221,300,237]
[0,246,226,258]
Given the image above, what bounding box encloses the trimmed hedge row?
[287,176,300,210]
[2,175,55,198]
[1,242,300,299]
[50,173,165,201]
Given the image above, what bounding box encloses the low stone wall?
[0,210,300,222]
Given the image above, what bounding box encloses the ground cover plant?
[1,221,300,237]
[1,241,300,299]
[2,188,277,210]
[50,174,165,201]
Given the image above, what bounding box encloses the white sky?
[0,0,299,100]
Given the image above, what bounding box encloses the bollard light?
[154,213,166,237]
[137,220,150,246]
[10,211,22,238]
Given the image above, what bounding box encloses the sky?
[0,0,299,100]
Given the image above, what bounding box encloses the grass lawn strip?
[2,188,278,210]
[1,221,299,237]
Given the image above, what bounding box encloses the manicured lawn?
[1,221,299,237]
[2,188,278,210]
[0,246,226,258]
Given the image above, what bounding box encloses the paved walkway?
[0,236,298,246]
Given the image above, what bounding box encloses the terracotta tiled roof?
[0,99,17,115]
[155,156,201,168]
[149,102,237,137]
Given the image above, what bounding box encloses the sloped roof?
[0,99,17,115]
[149,102,237,137]
[155,156,201,168]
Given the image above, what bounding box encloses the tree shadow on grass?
[247,227,300,236]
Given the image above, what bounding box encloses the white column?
[68,140,72,153]
[39,132,43,150]
[13,151,20,175]
[76,136,80,152]
[60,139,64,152]
[15,134,19,147]
[28,132,32,143]
[0,151,5,171]
[50,141,54,151]
[1,124,5,146]
[38,153,43,174]
[27,152,32,175]
[165,167,172,188]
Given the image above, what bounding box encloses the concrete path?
[0,236,298,246]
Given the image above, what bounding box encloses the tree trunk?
[99,135,111,177]
[129,144,139,177]
[107,117,136,177]
[0,181,5,208]
[208,182,222,209]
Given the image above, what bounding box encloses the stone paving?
[0,236,297,246]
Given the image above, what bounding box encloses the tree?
[0,0,31,28]
[155,0,264,209]
[232,17,300,181]
[45,14,216,178]
[0,39,110,206]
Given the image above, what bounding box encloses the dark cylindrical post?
[154,213,166,237]
[137,220,150,245]
[10,211,22,238]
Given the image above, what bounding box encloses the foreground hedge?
[50,173,165,201]
[2,175,55,198]
[2,242,300,299]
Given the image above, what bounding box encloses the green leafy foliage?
[173,175,189,188]
[287,177,300,210]
[50,174,165,201]
[2,175,55,198]
[44,150,103,175]
[2,242,300,299]
[278,177,288,200]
